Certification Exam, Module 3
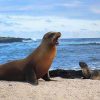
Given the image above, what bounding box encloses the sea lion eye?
[48,33,54,38]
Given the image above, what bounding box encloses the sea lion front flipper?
[42,71,51,81]
[26,67,38,85]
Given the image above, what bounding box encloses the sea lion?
[79,62,100,80]
[79,62,91,79]
[0,32,61,85]
[91,70,100,80]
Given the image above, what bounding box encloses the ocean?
[0,38,100,70]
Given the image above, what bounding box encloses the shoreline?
[0,77,100,100]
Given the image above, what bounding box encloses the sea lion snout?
[53,32,61,45]
[56,32,61,38]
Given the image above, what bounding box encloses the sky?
[0,0,100,39]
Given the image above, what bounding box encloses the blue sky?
[0,0,100,39]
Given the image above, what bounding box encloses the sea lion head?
[79,62,88,68]
[42,32,61,46]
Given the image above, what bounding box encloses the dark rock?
[49,69,84,79]
[0,37,32,43]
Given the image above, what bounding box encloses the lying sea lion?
[79,62,100,80]
[91,70,100,80]
[0,32,61,85]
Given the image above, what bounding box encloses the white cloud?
[0,15,100,38]
[0,0,82,12]
[91,8,100,14]
[56,1,82,8]
[90,6,100,14]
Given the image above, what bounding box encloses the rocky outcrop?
[49,69,84,79]
[0,37,32,43]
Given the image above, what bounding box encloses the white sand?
[0,77,100,100]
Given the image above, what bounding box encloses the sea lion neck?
[26,41,56,61]
[40,40,56,50]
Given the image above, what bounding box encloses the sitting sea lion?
[79,62,100,80]
[0,32,61,85]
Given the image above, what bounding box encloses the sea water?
[0,38,100,70]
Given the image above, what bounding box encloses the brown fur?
[91,70,100,80]
[79,62,91,79]
[79,62,100,80]
[0,32,61,84]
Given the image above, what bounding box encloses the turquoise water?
[0,38,100,70]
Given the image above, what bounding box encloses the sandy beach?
[0,77,100,100]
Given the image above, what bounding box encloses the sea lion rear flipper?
[42,71,51,81]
